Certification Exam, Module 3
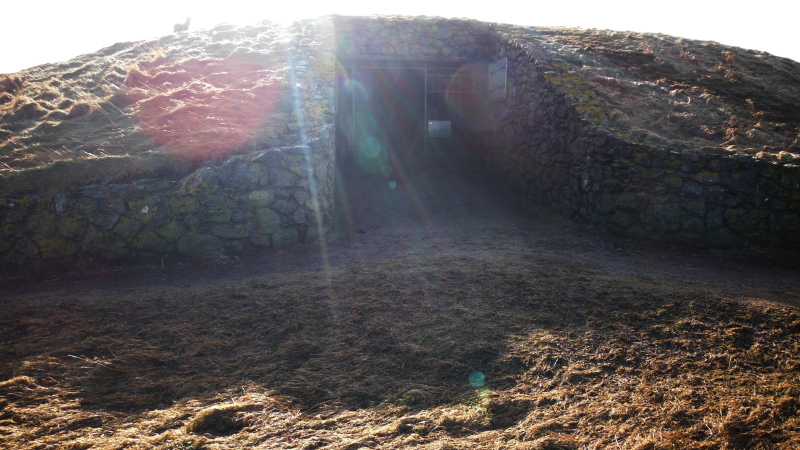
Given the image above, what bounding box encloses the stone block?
[271,169,298,188]
[271,227,299,249]
[219,161,262,191]
[615,193,650,212]
[771,213,800,233]
[254,207,282,235]
[707,187,743,207]
[681,199,706,217]
[693,171,720,185]
[155,220,187,243]
[646,203,682,232]
[664,173,684,189]
[112,216,141,239]
[179,167,218,195]
[706,156,739,172]
[82,228,127,260]
[88,210,120,230]
[705,209,724,230]
[33,235,78,261]
[71,197,98,217]
[110,183,139,199]
[612,210,634,228]
[202,195,234,223]
[682,217,706,233]
[719,171,759,195]
[80,184,113,199]
[678,181,704,198]
[52,194,72,215]
[725,207,769,232]
[210,222,253,239]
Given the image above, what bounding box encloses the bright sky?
[3,0,798,74]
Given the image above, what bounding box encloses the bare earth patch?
[1,169,799,449]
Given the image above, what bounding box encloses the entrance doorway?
[336,59,486,179]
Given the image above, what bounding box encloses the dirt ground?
[1,167,799,449]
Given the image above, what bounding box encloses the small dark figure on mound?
[174,17,191,33]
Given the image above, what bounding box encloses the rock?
[272,227,299,249]
[210,223,253,239]
[177,233,223,255]
[678,181,704,198]
[88,210,120,230]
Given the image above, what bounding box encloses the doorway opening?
[336,59,487,180]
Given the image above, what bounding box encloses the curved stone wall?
[484,30,800,248]
[1,129,334,274]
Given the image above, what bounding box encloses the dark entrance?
[336,59,486,179]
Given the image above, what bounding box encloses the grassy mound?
[3,18,800,198]
[0,22,294,196]
[501,26,800,160]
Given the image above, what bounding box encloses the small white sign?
[428,120,452,138]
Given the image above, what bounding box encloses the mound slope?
[1,17,799,197]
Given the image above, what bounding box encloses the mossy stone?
[71,197,98,217]
[210,223,252,239]
[113,215,142,239]
[155,220,187,243]
[272,227,299,249]
[664,173,684,189]
[254,207,282,235]
[203,195,234,223]
[33,235,78,261]
[57,216,88,238]
[88,210,120,230]
[82,228,127,260]
[132,228,169,252]
[177,232,223,255]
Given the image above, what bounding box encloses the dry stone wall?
[0,129,334,274]
[485,28,800,248]
[334,16,493,60]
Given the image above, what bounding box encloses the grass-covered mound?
[2,17,799,197]
[0,22,296,196]
[499,26,800,160]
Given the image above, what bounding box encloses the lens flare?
[127,56,283,161]
[444,63,488,131]
[468,371,486,387]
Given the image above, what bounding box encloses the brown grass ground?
[1,169,799,449]
[499,26,800,162]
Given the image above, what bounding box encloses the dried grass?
[509,26,800,160]
[0,23,293,196]
[1,252,798,449]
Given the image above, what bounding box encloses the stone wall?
[334,16,493,60]
[0,128,334,274]
[484,29,800,248]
